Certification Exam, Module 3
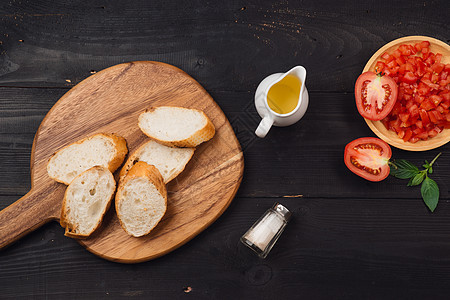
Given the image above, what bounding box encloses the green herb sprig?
[390,152,441,212]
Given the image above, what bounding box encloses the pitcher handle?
[255,115,274,138]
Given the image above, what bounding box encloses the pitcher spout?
[285,66,307,85]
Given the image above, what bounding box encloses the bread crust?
[118,140,195,184]
[105,133,128,173]
[138,106,215,148]
[116,161,168,237]
[60,166,116,239]
[47,133,128,185]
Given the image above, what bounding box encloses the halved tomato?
[344,137,392,182]
[355,72,398,121]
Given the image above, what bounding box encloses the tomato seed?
[362,80,371,109]
[353,143,383,154]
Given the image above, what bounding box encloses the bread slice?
[119,140,194,184]
[138,106,215,148]
[116,161,167,237]
[60,166,116,238]
[47,133,128,185]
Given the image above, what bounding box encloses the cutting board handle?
[0,188,59,249]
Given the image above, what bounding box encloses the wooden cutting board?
[0,61,244,263]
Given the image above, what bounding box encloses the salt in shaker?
[240,203,292,258]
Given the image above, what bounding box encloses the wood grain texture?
[1,89,449,201]
[0,61,244,263]
[1,0,450,298]
[3,197,450,299]
[0,1,448,92]
[0,186,62,247]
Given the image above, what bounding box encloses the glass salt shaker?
[240,203,292,258]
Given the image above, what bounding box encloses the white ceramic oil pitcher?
[254,66,309,138]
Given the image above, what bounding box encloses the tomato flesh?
[344,137,392,182]
[355,72,398,121]
[375,41,450,142]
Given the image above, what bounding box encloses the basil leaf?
[390,160,420,179]
[395,159,420,171]
[407,172,425,186]
[390,168,419,179]
[421,177,439,212]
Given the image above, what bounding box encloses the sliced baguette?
[60,166,116,238]
[138,106,215,148]
[119,140,194,184]
[47,133,128,185]
[116,161,167,237]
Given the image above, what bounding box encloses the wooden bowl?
[362,36,450,151]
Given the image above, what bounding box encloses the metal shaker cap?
[272,203,292,222]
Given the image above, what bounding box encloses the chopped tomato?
[420,98,435,111]
[344,137,392,182]
[398,112,410,123]
[401,72,418,84]
[402,128,413,142]
[432,63,445,74]
[355,72,398,121]
[416,120,423,129]
[418,84,430,96]
[419,109,430,125]
[415,131,429,140]
[396,56,406,65]
[436,105,448,114]
[428,128,439,138]
[428,110,443,123]
[399,44,412,56]
[381,52,392,61]
[422,78,440,90]
[430,95,443,107]
[375,40,449,142]
[408,104,419,118]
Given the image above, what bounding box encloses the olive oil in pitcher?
[267,74,301,114]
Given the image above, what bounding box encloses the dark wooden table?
[1,1,449,299]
